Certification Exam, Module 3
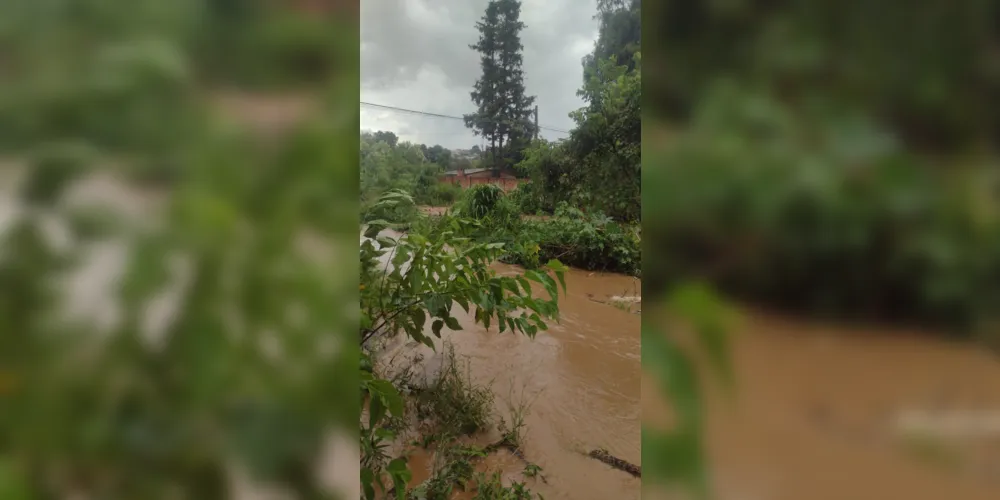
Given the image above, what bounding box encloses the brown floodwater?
[644,309,1000,500]
[373,227,1000,499]
[372,249,643,499]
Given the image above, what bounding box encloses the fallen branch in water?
[587,448,641,478]
[483,438,548,484]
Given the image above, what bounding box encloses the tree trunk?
[490,136,497,171]
[496,135,505,176]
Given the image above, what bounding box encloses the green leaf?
[361,467,376,500]
[409,267,424,295]
[0,457,30,500]
[642,428,706,496]
[517,276,533,297]
[420,335,436,350]
[432,319,444,337]
[364,221,390,239]
[444,315,462,331]
[387,457,408,474]
[388,458,411,500]
[412,308,427,332]
[368,379,404,417]
[667,282,734,387]
[368,392,386,429]
[642,321,709,496]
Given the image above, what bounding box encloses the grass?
[498,381,539,448]
[415,344,494,437]
[375,342,545,499]
[472,471,540,500]
[410,441,487,500]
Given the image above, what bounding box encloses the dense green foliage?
[452,184,521,233]
[514,0,640,222]
[360,130,468,211]
[641,1,1000,336]
[645,86,1000,334]
[436,187,641,276]
[501,204,640,276]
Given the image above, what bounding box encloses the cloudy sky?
[360,0,599,150]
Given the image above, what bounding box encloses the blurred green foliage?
[0,0,359,498]
[360,131,471,209]
[645,0,1000,151]
[643,0,1000,497]
[644,64,1000,335]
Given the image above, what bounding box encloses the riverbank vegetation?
[449,185,641,276]
[360,190,567,499]
[642,3,1000,340]
[359,0,642,278]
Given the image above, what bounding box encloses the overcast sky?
[360,0,599,150]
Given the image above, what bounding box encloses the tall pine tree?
[464,0,536,174]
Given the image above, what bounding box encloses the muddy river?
[371,230,1000,500]
[382,263,643,499]
[645,310,1000,500]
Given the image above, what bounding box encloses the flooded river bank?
[645,309,1000,500]
[369,227,1000,499]
[6,167,1000,499]
[385,263,642,499]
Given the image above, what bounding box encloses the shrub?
[507,181,546,215]
[360,189,419,226]
[415,181,463,207]
[643,87,1000,333]
[502,204,641,276]
[454,184,520,232]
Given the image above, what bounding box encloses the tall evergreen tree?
[464,0,536,174]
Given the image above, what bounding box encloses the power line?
[360,101,571,134]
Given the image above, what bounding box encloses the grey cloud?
[361,0,598,148]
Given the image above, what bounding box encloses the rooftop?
[441,167,489,176]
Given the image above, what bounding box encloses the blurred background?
[641,1,1000,499]
[0,1,359,498]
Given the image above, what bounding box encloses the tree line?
[360,130,478,207]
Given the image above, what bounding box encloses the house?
[438,167,521,192]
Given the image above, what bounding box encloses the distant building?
[438,167,521,192]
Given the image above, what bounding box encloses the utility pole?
[533,105,539,140]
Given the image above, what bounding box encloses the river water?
[645,310,1000,500]
[392,265,642,500]
[370,229,1000,500]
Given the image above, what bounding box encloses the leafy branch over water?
[360,191,568,499]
